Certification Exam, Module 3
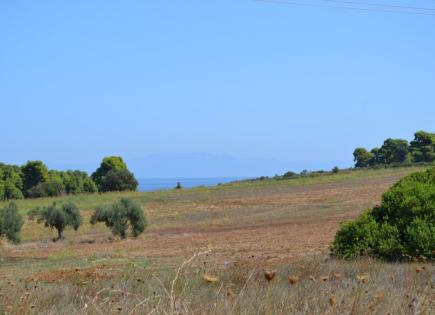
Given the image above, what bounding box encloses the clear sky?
[1,0,435,176]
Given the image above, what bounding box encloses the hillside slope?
[1,166,426,264]
[1,166,433,315]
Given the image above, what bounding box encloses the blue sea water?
[138,177,244,192]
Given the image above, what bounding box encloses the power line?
[256,0,435,16]
[319,0,435,11]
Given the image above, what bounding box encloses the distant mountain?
[128,153,350,178]
[128,153,292,178]
[48,153,351,179]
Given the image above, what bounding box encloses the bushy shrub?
[0,202,24,244]
[90,198,147,238]
[332,167,435,260]
[331,210,379,259]
[28,179,65,198]
[405,218,435,258]
[28,202,82,241]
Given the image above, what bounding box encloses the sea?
[138,177,245,192]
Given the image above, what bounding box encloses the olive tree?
[0,202,24,244]
[28,202,82,241]
[90,198,147,239]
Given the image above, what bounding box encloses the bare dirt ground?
[4,173,404,267]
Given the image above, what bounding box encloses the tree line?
[0,156,138,201]
[353,130,435,168]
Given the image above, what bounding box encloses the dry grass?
[0,253,433,314]
[0,166,434,314]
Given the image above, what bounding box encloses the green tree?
[21,161,48,197]
[82,176,98,193]
[98,169,138,192]
[92,156,127,183]
[0,164,24,200]
[378,138,409,164]
[28,202,82,241]
[353,148,373,168]
[2,180,24,200]
[370,147,382,166]
[90,198,147,239]
[92,157,138,192]
[410,131,435,163]
[0,202,24,244]
[282,171,297,179]
[353,131,435,168]
[59,170,97,195]
[28,171,65,198]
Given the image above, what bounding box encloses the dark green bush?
[90,198,147,238]
[332,167,435,260]
[331,210,379,259]
[0,202,23,244]
[28,179,65,198]
[28,202,82,241]
[405,218,435,258]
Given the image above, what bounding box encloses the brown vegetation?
[0,167,433,314]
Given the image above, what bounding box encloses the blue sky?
[1,0,434,176]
